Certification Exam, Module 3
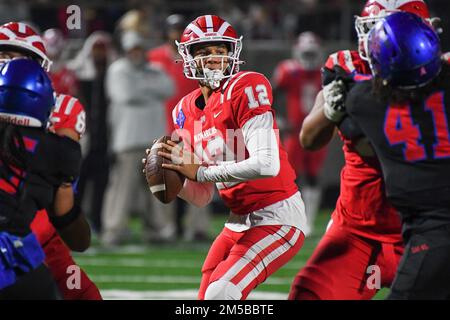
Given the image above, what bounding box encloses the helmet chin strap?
[202,68,225,89]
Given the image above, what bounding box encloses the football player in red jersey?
[0,22,101,300]
[289,0,435,300]
[272,31,326,236]
[152,15,308,300]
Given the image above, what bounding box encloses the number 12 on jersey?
[384,91,450,162]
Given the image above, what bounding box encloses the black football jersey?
[0,126,81,236]
[346,80,450,226]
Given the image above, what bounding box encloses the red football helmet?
[43,28,65,59]
[0,22,52,71]
[176,15,243,89]
[355,0,431,61]
[292,31,323,70]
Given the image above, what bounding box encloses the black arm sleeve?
[338,116,365,140]
[56,137,82,183]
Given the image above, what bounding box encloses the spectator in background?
[42,28,79,97]
[116,9,152,38]
[242,3,275,39]
[0,0,29,25]
[212,0,245,35]
[114,7,163,51]
[272,32,325,235]
[67,31,117,233]
[102,30,175,246]
[147,14,211,241]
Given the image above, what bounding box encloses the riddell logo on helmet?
[204,32,218,37]
[0,114,30,126]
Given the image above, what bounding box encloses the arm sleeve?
[57,137,82,184]
[196,112,280,183]
[178,179,215,207]
[338,115,365,140]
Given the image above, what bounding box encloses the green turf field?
[73,210,388,300]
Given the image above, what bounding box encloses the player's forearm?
[56,214,91,252]
[196,151,279,183]
[197,113,280,183]
[49,185,91,252]
[300,90,336,150]
[178,179,215,207]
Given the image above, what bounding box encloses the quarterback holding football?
[145,15,308,300]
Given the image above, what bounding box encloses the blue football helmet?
[0,58,54,127]
[367,11,441,88]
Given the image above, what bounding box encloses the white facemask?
[202,68,225,89]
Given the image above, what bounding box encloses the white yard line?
[75,257,303,270]
[100,289,287,300]
[80,245,208,256]
[90,275,292,285]
[75,258,201,268]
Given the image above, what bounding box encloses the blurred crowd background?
[2,0,447,246]
[5,0,449,72]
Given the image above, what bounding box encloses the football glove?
[323,79,347,123]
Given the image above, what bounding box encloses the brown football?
[145,136,185,204]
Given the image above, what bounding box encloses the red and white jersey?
[273,59,322,126]
[49,66,79,97]
[324,50,402,243]
[324,50,371,76]
[50,94,86,138]
[172,71,298,215]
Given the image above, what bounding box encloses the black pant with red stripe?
[388,223,450,299]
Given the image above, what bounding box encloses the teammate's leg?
[377,241,404,289]
[43,235,102,300]
[289,220,380,300]
[300,148,327,237]
[31,211,102,300]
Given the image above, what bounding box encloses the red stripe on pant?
[199,225,304,300]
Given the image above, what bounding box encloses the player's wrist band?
[49,203,82,229]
